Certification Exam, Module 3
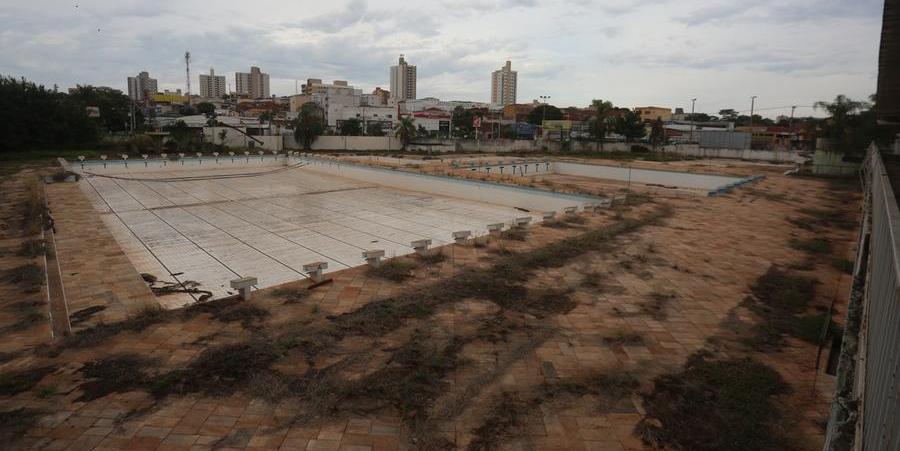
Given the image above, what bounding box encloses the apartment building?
[126,71,158,101]
[389,55,417,102]
[199,68,226,98]
[491,61,517,106]
[235,66,270,98]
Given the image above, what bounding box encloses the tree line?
[0,76,141,153]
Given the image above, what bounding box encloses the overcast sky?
[0,0,885,117]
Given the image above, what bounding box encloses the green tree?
[587,99,614,151]
[649,118,666,150]
[0,76,99,152]
[366,121,386,136]
[339,118,362,136]
[615,110,646,142]
[163,120,196,151]
[718,109,738,122]
[293,102,325,150]
[394,116,416,150]
[66,85,138,133]
[500,124,518,139]
[526,104,563,125]
[196,102,215,115]
[217,129,228,148]
[416,124,430,139]
[451,106,475,138]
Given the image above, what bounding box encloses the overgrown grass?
[272,286,309,304]
[37,306,168,357]
[0,366,57,396]
[831,258,854,274]
[744,266,818,350]
[640,291,675,320]
[637,352,793,451]
[790,237,832,256]
[77,354,157,401]
[603,330,645,345]
[420,251,447,265]
[21,176,46,236]
[797,207,857,231]
[500,226,529,241]
[368,259,418,282]
[17,239,46,257]
[2,263,43,293]
[0,408,43,442]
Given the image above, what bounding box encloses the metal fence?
[825,145,900,450]
[860,147,900,450]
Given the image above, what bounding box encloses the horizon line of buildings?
[126,55,519,107]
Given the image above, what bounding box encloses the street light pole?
[539,95,550,140]
[690,98,697,143]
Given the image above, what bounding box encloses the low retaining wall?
[284,135,404,151]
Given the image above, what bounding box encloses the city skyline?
[0,0,884,117]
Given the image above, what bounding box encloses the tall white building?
[199,68,226,98]
[491,60,517,106]
[235,66,270,98]
[126,71,158,101]
[389,55,416,102]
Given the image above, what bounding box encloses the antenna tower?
[184,51,191,98]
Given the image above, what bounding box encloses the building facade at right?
[126,71,158,101]
[390,55,416,102]
[491,60,517,106]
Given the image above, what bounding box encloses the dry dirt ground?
[0,157,860,451]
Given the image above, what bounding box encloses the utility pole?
[749,96,757,128]
[539,95,550,140]
[789,105,797,149]
[690,98,697,143]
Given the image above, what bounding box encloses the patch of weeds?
[0,365,56,396]
[151,340,281,398]
[467,392,528,451]
[368,259,418,282]
[272,286,309,304]
[744,266,817,350]
[798,208,856,231]
[541,219,571,229]
[831,258,854,274]
[2,263,43,293]
[500,288,576,317]
[790,237,832,256]
[420,251,447,264]
[745,188,790,203]
[501,226,529,241]
[637,352,793,451]
[794,313,839,344]
[640,291,675,320]
[17,239,46,257]
[580,271,606,290]
[36,386,56,399]
[37,306,168,357]
[21,176,46,236]
[0,408,43,442]
[477,314,516,343]
[563,215,588,225]
[340,330,465,420]
[212,304,270,328]
[69,305,106,324]
[0,300,46,334]
[77,354,157,401]
[603,330,645,346]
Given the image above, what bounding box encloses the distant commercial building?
[235,66,270,98]
[491,61,517,106]
[199,68,227,98]
[390,55,417,102]
[634,106,673,122]
[363,87,390,106]
[502,103,536,122]
[127,71,158,101]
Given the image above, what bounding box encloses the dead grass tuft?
[368,259,418,282]
[637,352,793,451]
[77,354,157,401]
[0,408,43,443]
[640,291,675,320]
[603,330,645,346]
[0,366,57,396]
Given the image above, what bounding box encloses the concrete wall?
[665,146,803,163]
[284,135,403,151]
[202,127,283,151]
[812,150,861,176]
[296,156,598,212]
[553,162,744,191]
